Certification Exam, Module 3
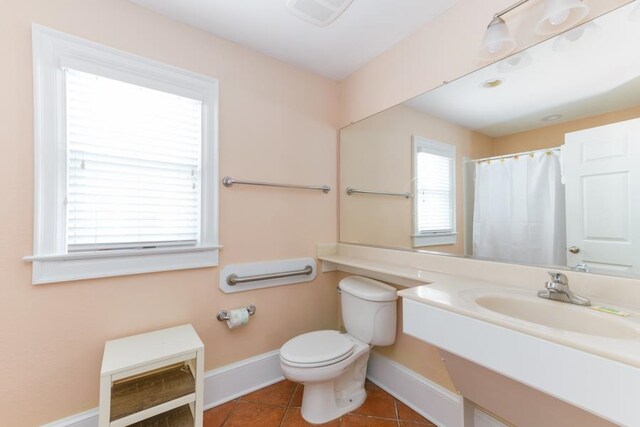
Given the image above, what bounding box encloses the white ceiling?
[127,0,458,80]
[404,2,640,137]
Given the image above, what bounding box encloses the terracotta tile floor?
[204,379,437,427]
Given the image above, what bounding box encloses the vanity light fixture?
[552,21,601,52]
[480,16,517,59]
[535,0,590,34]
[497,51,533,73]
[480,0,590,59]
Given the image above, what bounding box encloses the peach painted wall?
[493,106,640,155]
[0,1,339,425]
[340,105,492,253]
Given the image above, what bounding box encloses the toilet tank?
[339,276,397,346]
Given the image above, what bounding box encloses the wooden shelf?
[100,324,204,427]
[110,365,195,421]
[128,405,194,427]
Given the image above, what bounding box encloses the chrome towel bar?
[226,265,314,286]
[222,176,330,193]
[346,187,412,199]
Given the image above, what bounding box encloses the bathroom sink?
[475,295,640,339]
[401,281,640,427]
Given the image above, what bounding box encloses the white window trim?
[412,135,456,248]
[27,25,220,284]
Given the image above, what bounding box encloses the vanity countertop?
[319,243,640,368]
[400,281,640,369]
[318,252,456,286]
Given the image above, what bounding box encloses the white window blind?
[415,142,455,234]
[65,68,203,252]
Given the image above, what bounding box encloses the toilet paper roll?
[226,307,250,329]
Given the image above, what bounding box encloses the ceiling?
[404,2,640,137]
[127,0,458,80]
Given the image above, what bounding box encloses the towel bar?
[222,176,330,193]
[346,187,412,199]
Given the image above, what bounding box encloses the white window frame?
[412,135,456,248]
[26,25,220,284]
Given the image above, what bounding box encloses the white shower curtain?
[472,151,566,266]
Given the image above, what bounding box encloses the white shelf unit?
[99,324,204,427]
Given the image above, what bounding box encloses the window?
[27,25,219,284]
[412,136,456,247]
[65,69,204,252]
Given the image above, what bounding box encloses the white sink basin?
[475,295,640,339]
[401,282,640,426]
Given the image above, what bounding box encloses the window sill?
[24,245,221,285]
[412,233,456,248]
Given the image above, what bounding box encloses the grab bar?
[226,265,314,286]
[222,177,330,193]
[346,187,412,199]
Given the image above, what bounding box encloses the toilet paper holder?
[216,304,257,321]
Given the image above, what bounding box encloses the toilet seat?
[281,330,355,368]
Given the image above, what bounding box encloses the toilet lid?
[281,330,355,366]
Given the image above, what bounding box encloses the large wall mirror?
[339,2,640,278]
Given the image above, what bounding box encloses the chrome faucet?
[537,271,591,306]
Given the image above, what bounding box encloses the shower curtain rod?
[465,146,561,164]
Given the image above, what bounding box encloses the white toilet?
[280,276,397,424]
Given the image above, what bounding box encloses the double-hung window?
[412,136,456,247]
[28,26,219,284]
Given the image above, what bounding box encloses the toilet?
[280,276,397,424]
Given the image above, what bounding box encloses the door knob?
[568,246,580,254]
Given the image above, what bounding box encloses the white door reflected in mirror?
[564,118,640,274]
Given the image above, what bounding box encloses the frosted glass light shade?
[497,51,532,73]
[552,21,602,52]
[535,0,590,34]
[480,17,516,60]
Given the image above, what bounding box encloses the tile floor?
[203,379,437,427]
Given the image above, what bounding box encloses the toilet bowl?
[281,330,370,423]
[280,276,397,424]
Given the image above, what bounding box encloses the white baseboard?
[367,352,508,427]
[41,409,99,427]
[202,349,284,409]
[366,352,461,426]
[474,409,509,427]
[42,350,284,427]
[44,349,506,427]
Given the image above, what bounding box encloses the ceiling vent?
[286,0,355,27]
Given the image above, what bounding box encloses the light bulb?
[548,9,570,25]
[486,41,504,54]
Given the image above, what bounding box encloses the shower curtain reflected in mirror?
[472,151,566,266]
